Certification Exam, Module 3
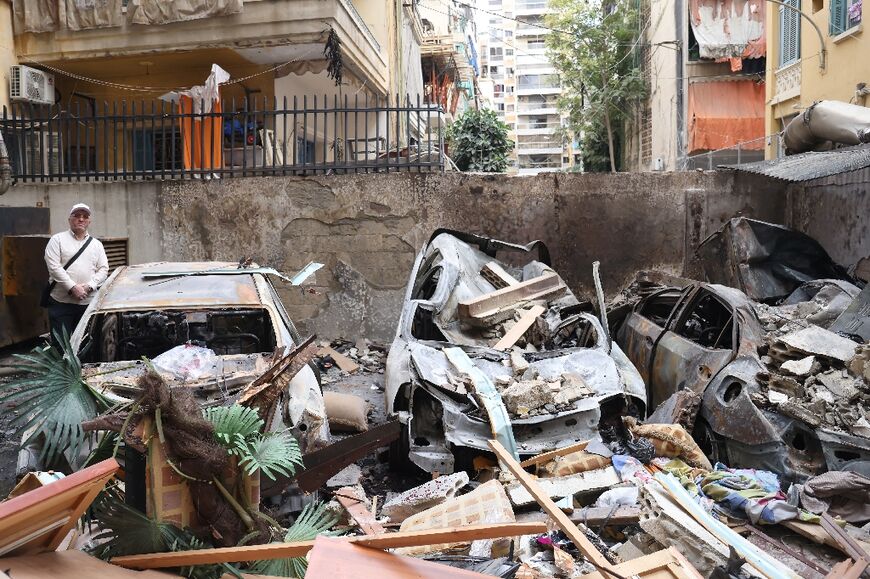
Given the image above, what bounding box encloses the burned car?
[69,262,329,451]
[385,230,646,473]
[618,279,867,483]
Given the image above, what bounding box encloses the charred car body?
[385,230,646,473]
[619,222,867,483]
[69,262,329,451]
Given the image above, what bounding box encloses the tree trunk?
[604,107,616,172]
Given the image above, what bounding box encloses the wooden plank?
[488,439,613,571]
[0,458,119,557]
[335,487,386,536]
[111,522,548,569]
[494,305,546,350]
[520,506,641,527]
[458,273,564,321]
[821,513,870,571]
[0,550,175,578]
[238,336,315,405]
[784,520,870,558]
[480,261,519,289]
[520,440,590,468]
[305,536,492,578]
[318,345,360,374]
[584,547,703,579]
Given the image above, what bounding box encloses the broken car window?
[639,290,682,326]
[675,293,734,350]
[84,309,278,363]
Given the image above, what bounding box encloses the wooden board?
[488,439,613,570]
[305,536,492,578]
[0,550,175,578]
[0,458,119,557]
[458,273,564,321]
[317,346,360,374]
[520,440,590,467]
[783,520,870,559]
[335,486,385,535]
[111,522,548,569]
[494,305,546,350]
[584,548,704,579]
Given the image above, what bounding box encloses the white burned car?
[69,262,329,451]
[385,230,646,473]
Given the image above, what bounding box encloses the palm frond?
[89,493,242,579]
[203,405,264,447]
[0,329,110,463]
[235,430,303,481]
[246,502,340,577]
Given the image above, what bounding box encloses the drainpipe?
[0,130,11,195]
[675,0,685,169]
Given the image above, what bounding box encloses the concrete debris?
[326,464,364,488]
[776,326,858,364]
[381,471,470,523]
[505,466,621,507]
[781,355,818,377]
[645,389,702,432]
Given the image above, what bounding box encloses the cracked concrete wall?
[785,167,870,269]
[159,171,786,342]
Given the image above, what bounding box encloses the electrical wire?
[23,45,323,95]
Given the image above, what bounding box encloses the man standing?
[43,203,109,342]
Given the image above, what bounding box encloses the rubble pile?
[754,296,869,435]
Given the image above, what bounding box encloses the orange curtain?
[179,96,223,171]
[688,80,765,154]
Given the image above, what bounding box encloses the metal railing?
[516,101,558,112]
[684,134,781,170]
[1,95,445,183]
[516,120,561,130]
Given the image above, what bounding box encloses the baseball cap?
[69,203,91,216]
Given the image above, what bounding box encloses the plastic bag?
[153,344,218,381]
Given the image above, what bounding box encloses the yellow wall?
[0,0,17,110]
[766,0,870,157]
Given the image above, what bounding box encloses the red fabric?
[688,79,765,153]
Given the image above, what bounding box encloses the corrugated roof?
[721,144,870,182]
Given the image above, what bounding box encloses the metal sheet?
[443,347,519,461]
[723,143,870,182]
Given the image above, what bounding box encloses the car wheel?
[693,418,729,466]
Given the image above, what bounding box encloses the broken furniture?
[0,458,119,557]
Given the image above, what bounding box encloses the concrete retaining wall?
[2,167,863,343]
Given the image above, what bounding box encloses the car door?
[617,288,684,387]
[648,287,736,409]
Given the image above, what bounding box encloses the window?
[779,0,801,66]
[830,0,862,35]
[675,293,734,350]
[506,104,515,111]
[490,47,504,58]
[490,65,500,74]
[505,30,513,37]
[506,48,514,56]
[639,290,682,327]
[497,103,505,111]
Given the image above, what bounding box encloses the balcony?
[516,117,560,130]
[516,138,562,154]
[516,75,561,95]
[515,0,550,15]
[13,0,389,94]
[0,96,445,182]
[516,23,549,36]
[772,60,801,105]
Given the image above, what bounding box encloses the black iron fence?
[1,95,446,182]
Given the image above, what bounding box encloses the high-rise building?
[478,0,576,174]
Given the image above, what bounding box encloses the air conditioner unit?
[10,65,55,105]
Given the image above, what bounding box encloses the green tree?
[447,108,514,172]
[546,0,646,172]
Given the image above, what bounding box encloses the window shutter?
[779,0,802,66]
[830,0,845,34]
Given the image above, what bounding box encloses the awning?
[688,79,765,154]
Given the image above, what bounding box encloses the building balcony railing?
[515,121,561,130]
[516,101,558,112]
[1,96,445,182]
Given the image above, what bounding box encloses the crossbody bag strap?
[62,235,94,271]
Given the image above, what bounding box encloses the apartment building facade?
[0,0,435,178]
[478,0,577,174]
[627,0,766,171]
[766,0,868,158]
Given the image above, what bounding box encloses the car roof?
[93,262,266,311]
